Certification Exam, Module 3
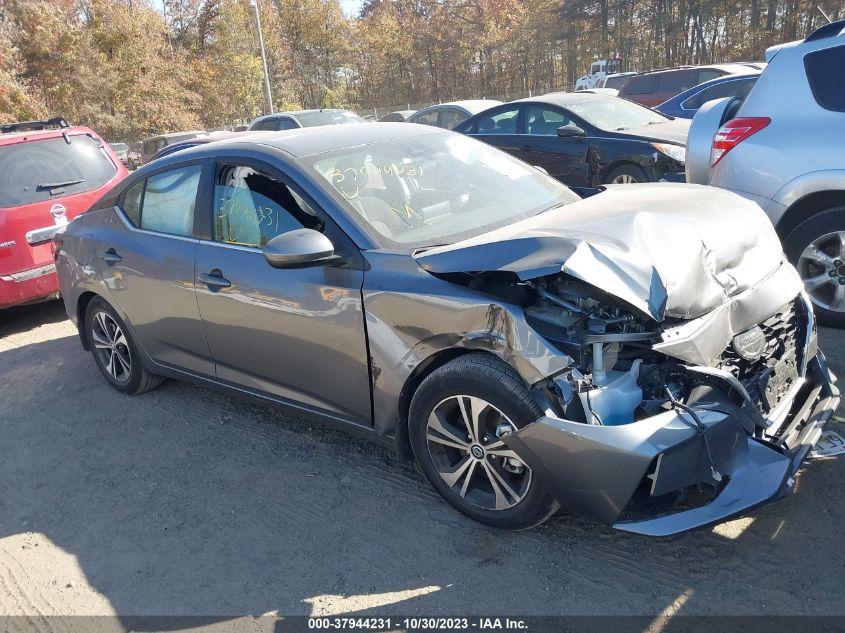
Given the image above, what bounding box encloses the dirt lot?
[1,300,844,618]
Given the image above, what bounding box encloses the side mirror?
[557,125,586,137]
[263,229,335,268]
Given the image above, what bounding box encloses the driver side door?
[194,157,372,426]
[517,105,590,186]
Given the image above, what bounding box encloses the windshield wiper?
[37,179,85,190]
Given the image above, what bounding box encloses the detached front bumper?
[504,353,839,536]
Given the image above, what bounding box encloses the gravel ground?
[1,299,843,618]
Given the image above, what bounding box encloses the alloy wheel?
[91,311,132,383]
[611,174,638,184]
[798,231,845,313]
[426,395,531,511]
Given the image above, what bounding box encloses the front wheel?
[783,206,845,328]
[604,164,648,185]
[409,354,558,530]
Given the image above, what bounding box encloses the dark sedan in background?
[454,93,688,186]
[54,124,838,536]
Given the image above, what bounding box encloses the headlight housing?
[651,142,686,164]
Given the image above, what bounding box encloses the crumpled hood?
[416,183,786,321]
[617,118,690,145]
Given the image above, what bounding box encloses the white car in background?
[687,20,845,326]
[406,100,503,130]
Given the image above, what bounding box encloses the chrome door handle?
[198,270,231,289]
[99,249,122,263]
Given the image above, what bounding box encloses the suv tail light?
[711,117,771,167]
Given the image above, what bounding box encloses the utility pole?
[252,0,274,114]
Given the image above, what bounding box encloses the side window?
[476,108,519,134]
[697,70,724,84]
[277,118,298,130]
[623,75,657,95]
[213,164,323,248]
[252,118,278,131]
[682,78,756,110]
[140,165,202,237]
[805,44,845,112]
[525,107,571,135]
[657,71,696,94]
[122,180,144,226]
[438,108,469,129]
[413,110,439,126]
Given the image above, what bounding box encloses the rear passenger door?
[98,161,214,375]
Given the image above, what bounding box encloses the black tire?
[604,163,649,185]
[84,297,163,394]
[409,353,559,530]
[782,206,845,328]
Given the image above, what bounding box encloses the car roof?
[143,130,207,142]
[0,125,99,146]
[253,109,355,121]
[417,100,502,115]
[637,63,761,76]
[167,122,446,160]
[510,92,620,107]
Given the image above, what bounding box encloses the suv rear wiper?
[37,179,85,190]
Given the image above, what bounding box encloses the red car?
[0,117,128,309]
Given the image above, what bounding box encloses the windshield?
[0,135,117,208]
[567,97,670,131]
[296,111,365,127]
[309,132,580,249]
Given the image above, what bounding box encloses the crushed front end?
[499,266,839,536]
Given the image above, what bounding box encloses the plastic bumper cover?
[504,354,839,536]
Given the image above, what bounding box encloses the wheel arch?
[76,291,101,351]
[775,189,845,241]
[394,348,507,461]
[598,157,651,184]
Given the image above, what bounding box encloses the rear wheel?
[409,354,558,530]
[783,207,845,328]
[84,297,163,394]
[604,164,648,185]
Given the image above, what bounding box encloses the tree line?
[0,0,841,141]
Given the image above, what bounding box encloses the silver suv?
[687,20,845,326]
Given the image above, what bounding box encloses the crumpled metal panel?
[362,253,574,436]
[502,407,746,525]
[654,262,804,366]
[416,183,784,322]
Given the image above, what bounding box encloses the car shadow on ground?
[0,304,843,619]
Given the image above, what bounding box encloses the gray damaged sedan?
[55,124,840,535]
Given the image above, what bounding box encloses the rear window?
[295,111,364,127]
[622,75,658,95]
[804,44,845,112]
[0,135,117,208]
